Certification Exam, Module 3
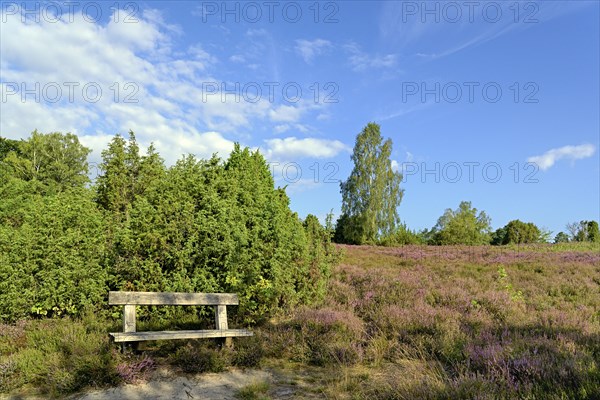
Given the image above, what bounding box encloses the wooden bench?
[108,291,253,348]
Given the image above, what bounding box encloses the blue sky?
[1,1,599,235]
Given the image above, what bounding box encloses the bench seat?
[110,329,253,342]
[108,291,252,349]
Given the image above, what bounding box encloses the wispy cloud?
[264,137,350,160]
[377,101,434,121]
[527,144,596,171]
[280,178,323,194]
[295,39,332,63]
[344,42,398,72]
[379,1,593,62]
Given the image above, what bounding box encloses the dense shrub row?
[0,132,337,323]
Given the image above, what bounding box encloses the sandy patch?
[70,369,272,400]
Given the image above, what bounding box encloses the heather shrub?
[236,381,270,400]
[288,244,600,399]
[231,335,265,368]
[0,316,120,397]
[115,355,156,384]
[284,308,364,366]
[170,343,227,373]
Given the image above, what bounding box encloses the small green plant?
[236,381,270,400]
[496,267,524,301]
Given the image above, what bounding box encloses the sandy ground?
[69,368,278,400]
[3,365,319,399]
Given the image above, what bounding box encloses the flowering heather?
[115,355,156,384]
[266,244,600,399]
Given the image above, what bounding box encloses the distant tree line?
[0,132,337,323]
[332,123,599,247]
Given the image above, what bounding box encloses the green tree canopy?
[0,136,21,160]
[1,130,90,192]
[567,220,600,242]
[492,220,542,245]
[554,231,570,243]
[336,122,403,244]
[430,201,492,245]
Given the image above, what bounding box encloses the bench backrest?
[108,291,239,306]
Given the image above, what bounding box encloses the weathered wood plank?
[109,329,253,342]
[215,305,228,330]
[109,292,239,306]
[123,304,136,332]
[214,304,232,348]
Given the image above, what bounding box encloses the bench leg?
[122,305,139,352]
[215,305,233,349]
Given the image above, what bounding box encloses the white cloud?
[527,144,596,171]
[274,124,291,134]
[264,137,350,160]
[269,105,304,123]
[282,179,323,194]
[229,54,246,63]
[295,39,332,63]
[188,44,217,65]
[344,42,397,72]
[0,6,312,165]
[246,28,267,37]
[273,124,311,135]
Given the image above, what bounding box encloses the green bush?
[96,136,336,324]
[0,184,107,321]
[1,132,336,324]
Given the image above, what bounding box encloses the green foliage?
[554,231,570,243]
[379,222,425,246]
[496,267,524,301]
[0,137,21,160]
[538,227,553,243]
[337,122,403,244]
[586,220,599,242]
[236,381,271,400]
[505,220,540,244]
[96,137,335,323]
[0,183,107,321]
[492,220,542,245]
[567,220,600,243]
[490,225,507,245]
[1,131,335,324]
[1,131,90,193]
[430,201,492,245]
